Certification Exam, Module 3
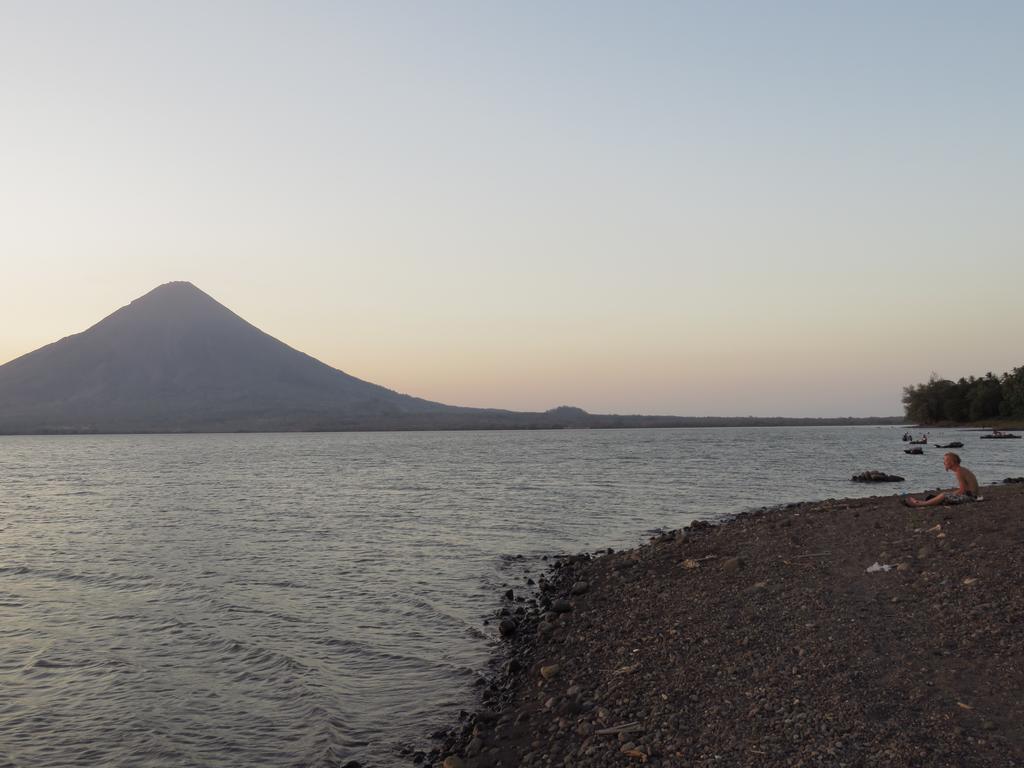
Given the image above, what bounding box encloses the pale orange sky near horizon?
[2,3,1022,417]
[3,276,1020,418]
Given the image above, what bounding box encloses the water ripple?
[0,426,1019,765]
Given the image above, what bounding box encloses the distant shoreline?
[0,417,905,436]
[907,420,1024,431]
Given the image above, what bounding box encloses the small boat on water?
[981,432,1022,439]
[909,439,928,445]
[904,447,924,455]
[935,442,964,448]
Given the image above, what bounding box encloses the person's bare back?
[955,464,979,496]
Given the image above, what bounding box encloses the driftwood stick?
[594,721,642,736]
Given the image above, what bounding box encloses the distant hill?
[0,282,903,434]
[0,282,480,433]
[546,405,589,419]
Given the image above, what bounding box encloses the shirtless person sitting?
[904,452,979,507]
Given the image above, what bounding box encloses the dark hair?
[945,452,961,465]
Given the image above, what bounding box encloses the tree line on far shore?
[903,366,1024,423]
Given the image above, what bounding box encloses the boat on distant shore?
[981,429,1021,439]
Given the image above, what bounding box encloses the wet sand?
[429,482,1024,768]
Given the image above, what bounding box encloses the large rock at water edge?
[852,471,905,483]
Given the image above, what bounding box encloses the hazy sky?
[2,2,1021,416]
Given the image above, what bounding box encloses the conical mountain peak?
[150,279,200,292]
[0,282,460,432]
[119,280,232,316]
[130,280,210,304]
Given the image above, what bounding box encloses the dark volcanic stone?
[721,557,745,573]
[852,470,905,483]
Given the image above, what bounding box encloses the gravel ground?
[423,482,1024,768]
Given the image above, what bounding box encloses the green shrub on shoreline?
[903,366,1024,424]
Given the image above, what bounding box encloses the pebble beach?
[426,482,1024,768]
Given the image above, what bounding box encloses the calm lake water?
[0,426,1020,766]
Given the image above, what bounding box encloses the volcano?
[0,282,478,433]
[0,282,905,434]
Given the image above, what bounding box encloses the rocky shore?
[425,483,1024,768]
